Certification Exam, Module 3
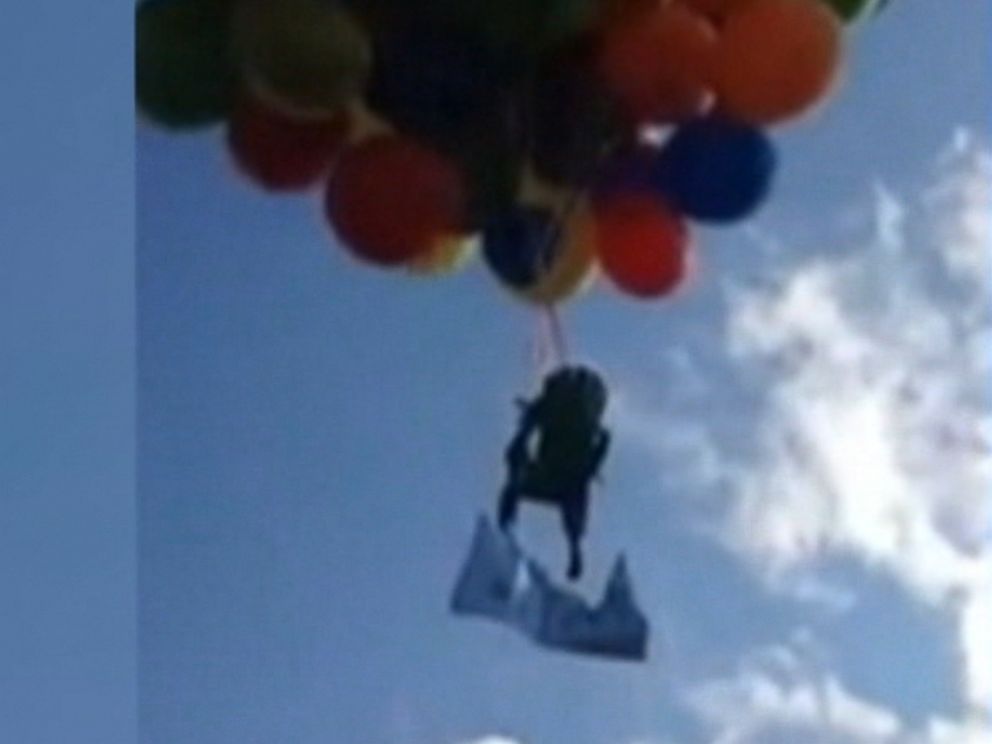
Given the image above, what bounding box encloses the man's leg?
[498,481,520,529]
[562,490,590,581]
[566,537,583,581]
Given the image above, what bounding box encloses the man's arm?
[506,400,540,466]
[588,429,611,481]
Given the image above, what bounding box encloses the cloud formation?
[687,641,902,743]
[717,132,990,720]
[616,130,991,742]
[687,638,992,744]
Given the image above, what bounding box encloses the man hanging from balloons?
[499,365,612,581]
[137,0,894,660]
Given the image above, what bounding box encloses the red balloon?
[227,96,351,192]
[593,193,691,298]
[326,137,466,266]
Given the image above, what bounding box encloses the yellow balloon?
[408,233,479,276]
[233,0,371,118]
[519,204,598,305]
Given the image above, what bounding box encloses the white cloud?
[687,643,902,743]
[927,129,992,286]
[687,640,992,744]
[716,134,991,718]
[615,130,991,738]
[912,718,992,744]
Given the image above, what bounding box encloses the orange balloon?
[597,2,717,123]
[713,0,843,125]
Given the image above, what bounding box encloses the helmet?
[571,365,607,422]
[542,365,607,423]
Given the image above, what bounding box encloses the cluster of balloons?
[137,0,889,303]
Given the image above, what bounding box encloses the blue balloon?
[654,117,777,224]
[483,207,559,289]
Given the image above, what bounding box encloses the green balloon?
[821,0,877,22]
[136,0,238,129]
[233,0,372,117]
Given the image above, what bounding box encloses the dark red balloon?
[593,192,691,299]
[325,136,466,266]
[227,96,351,191]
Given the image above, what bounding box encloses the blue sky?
[134,3,989,744]
[1,2,134,742]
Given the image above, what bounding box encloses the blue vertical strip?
[0,1,136,743]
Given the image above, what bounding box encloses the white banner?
[450,515,650,662]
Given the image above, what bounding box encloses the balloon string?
[538,134,625,281]
[527,134,621,384]
[544,303,569,367]
[529,305,566,384]
[531,313,546,387]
